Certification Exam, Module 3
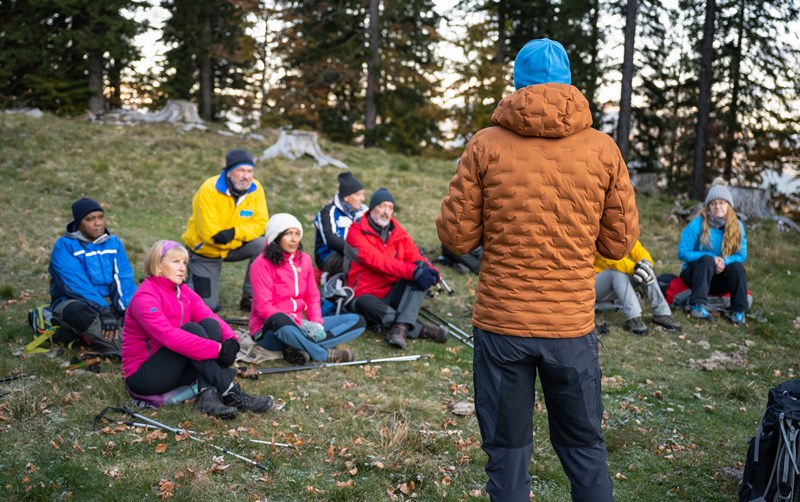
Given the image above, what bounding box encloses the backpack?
[25,305,59,354]
[440,244,482,274]
[740,379,800,502]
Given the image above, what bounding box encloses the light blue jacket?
[49,227,137,312]
[677,216,747,269]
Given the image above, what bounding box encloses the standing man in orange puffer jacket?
[437,39,639,502]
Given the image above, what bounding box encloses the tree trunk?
[691,0,716,201]
[88,50,105,114]
[616,0,637,163]
[586,0,602,122]
[259,7,271,121]
[198,18,213,121]
[723,0,745,181]
[108,59,123,109]
[364,0,380,147]
[494,1,506,64]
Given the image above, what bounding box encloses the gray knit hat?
[704,184,734,209]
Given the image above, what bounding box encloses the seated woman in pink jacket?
[249,214,366,365]
[122,240,272,419]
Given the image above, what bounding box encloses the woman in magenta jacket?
[249,214,365,365]
[123,240,272,419]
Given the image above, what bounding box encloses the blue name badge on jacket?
[239,210,254,218]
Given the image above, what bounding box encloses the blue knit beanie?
[513,38,572,90]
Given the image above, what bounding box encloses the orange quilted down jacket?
[436,83,639,338]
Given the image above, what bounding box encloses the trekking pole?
[0,373,31,384]
[94,407,268,471]
[420,307,474,348]
[247,354,426,376]
[439,276,455,296]
[121,421,293,448]
[221,317,249,327]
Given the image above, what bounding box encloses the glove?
[99,307,118,333]
[217,338,240,367]
[412,262,439,291]
[301,320,327,342]
[212,228,236,245]
[632,260,656,286]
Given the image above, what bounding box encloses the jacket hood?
[65,226,110,245]
[491,83,592,139]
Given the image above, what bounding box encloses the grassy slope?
[0,114,798,501]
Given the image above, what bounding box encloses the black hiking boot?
[653,315,682,332]
[197,387,238,420]
[283,346,311,365]
[386,323,409,349]
[222,382,273,413]
[239,294,253,312]
[326,348,354,363]
[625,317,649,336]
[418,322,449,343]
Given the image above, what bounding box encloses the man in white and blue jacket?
[49,198,137,354]
[313,172,367,277]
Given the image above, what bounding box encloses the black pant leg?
[352,294,396,330]
[710,262,748,311]
[681,255,716,305]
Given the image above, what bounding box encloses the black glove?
[99,307,118,333]
[212,228,236,245]
[217,338,240,367]
[632,260,656,286]
[412,263,439,291]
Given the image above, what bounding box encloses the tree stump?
[102,99,203,124]
[632,172,660,195]
[259,130,347,169]
[728,186,773,219]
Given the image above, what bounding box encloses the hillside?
[1,113,799,501]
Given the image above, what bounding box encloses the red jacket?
[345,216,430,298]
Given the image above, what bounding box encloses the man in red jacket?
[345,188,449,349]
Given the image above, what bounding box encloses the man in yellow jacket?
[437,39,638,502]
[594,240,681,335]
[183,149,269,311]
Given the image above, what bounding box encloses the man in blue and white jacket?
[313,172,368,278]
[49,197,137,354]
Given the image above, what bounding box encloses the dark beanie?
[369,188,395,211]
[225,148,255,171]
[71,198,103,225]
[338,172,364,198]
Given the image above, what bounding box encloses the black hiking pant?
[351,280,427,337]
[680,255,748,312]
[125,319,236,396]
[473,328,614,502]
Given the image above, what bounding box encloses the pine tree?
[161,0,259,121]
[0,0,145,114]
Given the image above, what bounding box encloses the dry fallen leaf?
[155,443,168,454]
[158,479,177,499]
[335,479,354,488]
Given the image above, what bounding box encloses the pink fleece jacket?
[248,250,323,337]
[122,275,238,378]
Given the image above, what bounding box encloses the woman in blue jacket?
[677,184,748,325]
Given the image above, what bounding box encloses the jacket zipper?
[176,285,184,325]
[289,253,299,314]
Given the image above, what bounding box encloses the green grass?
[1,113,799,501]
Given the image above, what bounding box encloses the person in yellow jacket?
[594,239,681,335]
[183,149,269,312]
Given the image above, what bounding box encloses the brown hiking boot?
[326,348,354,363]
[418,322,449,343]
[386,323,409,349]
